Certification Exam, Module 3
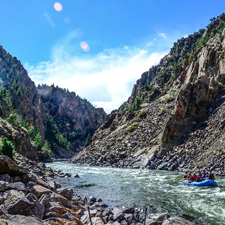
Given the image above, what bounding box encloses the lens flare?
[54,2,63,12]
[80,42,90,52]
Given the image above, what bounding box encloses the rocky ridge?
[73,14,225,175]
[37,84,106,155]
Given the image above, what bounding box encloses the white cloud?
[158,32,167,39]
[25,32,167,114]
[147,38,157,47]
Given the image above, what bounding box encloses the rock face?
[37,84,106,155]
[0,46,46,136]
[0,118,38,159]
[73,13,225,174]
[0,46,106,159]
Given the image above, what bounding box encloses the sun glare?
[54,2,63,12]
[80,41,90,52]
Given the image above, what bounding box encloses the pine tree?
[0,137,15,159]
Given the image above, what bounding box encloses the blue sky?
[1,1,225,113]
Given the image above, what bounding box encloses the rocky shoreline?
[0,153,199,225]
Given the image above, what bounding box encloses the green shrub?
[138,110,147,119]
[127,122,138,133]
[35,130,42,150]
[41,140,52,156]
[0,137,15,159]
[110,121,117,131]
[192,74,198,83]
[220,50,225,59]
[7,113,17,124]
[0,88,6,98]
[160,108,167,113]
[180,83,188,91]
[188,54,194,64]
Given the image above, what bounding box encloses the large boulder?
[0,215,47,225]
[4,190,33,216]
[32,185,52,198]
[0,156,28,176]
[57,188,74,201]
[26,193,45,220]
[7,182,26,192]
[49,193,71,208]
[162,216,195,225]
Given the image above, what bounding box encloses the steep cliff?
[0,46,106,159]
[37,84,106,155]
[0,46,46,136]
[73,14,225,175]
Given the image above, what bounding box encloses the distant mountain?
[0,46,106,159]
[73,13,225,175]
[37,84,106,157]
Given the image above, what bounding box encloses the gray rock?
[153,213,170,222]
[27,173,38,183]
[32,185,52,198]
[112,222,121,225]
[26,193,45,219]
[7,182,26,192]
[132,157,150,169]
[145,219,160,225]
[47,181,57,191]
[4,190,33,216]
[0,181,8,192]
[57,188,73,201]
[0,155,28,176]
[112,207,124,222]
[0,175,12,183]
[4,215,46,225]
[49,192,70,208]
[162,216,195,225]
[124,213,134,223]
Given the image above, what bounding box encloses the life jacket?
[184,174,188,178]
[188,175,196,183]
[191,175,196,181]
[202,173,207,179]
[196,175,201,182]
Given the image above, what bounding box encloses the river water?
[46,162,225,225]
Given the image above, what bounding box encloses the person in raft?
[184,172,188,178]
[196,172,202,182]
[202,170,209,180]
[186,172,191,179]
[208,172,215,180]
[188,173,197,183]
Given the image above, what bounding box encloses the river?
[46,162,225,225]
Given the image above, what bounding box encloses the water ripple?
[46,162,225,225]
